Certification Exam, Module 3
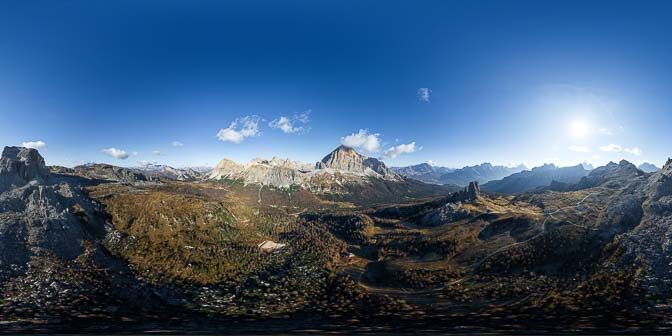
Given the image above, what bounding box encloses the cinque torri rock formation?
[209,145,402,189]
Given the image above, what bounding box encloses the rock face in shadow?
[0,146,168,316]
[0,146,105,266]
[450,181,480,202]
[0,146,49,190]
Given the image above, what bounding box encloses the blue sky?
[1,1,671,168]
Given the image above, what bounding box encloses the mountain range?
[3,144,672,332]
[481,163,591,194]
[393,162,526,186]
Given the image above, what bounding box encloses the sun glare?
[569,119,590,138]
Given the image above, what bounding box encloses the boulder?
[0,146,49,190]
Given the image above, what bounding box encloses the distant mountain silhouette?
[391,163,454,184]
[481,163,590,194]
[438,163,526,186]
[638,162,660,173]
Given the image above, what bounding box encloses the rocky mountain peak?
[319,145,365,172]
[318,145,398,179]
[0,146,49,188]
[638,162,660,173]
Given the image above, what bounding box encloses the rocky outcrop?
[574,160,644,190]
[0,146,174,319]
[319,145,398,178]
[0,146,49,190]
[319,145,365,172]
[0,147,106,265]
[60,163,154,184]
[420,201,471,226]
[450,181,480,202]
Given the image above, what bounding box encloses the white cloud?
[21,140,46,149]
[341,129,381,152]
[568,145,591,153]
[625,147,642,156]
[102,147,129,160]
[417,88,431,103]
[172,141,184,147]
[216,116,261,144]
[269,110,311,134]
[599,144,622,152]
[427,160,436,166]
[132,151,139,156]
[138,160,156,167]
[381,142,418,159]
[153,150,164,156]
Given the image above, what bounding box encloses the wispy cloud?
[153,150,164,156]
[138,160,156,167]
[269,109,311,134]
[417,88,431,103]
[172,141,184,147]
[625,147,642,156]
[21,140,46,149]
[598,144,642,156]
[341,129,381,152]
[216,116,261,144]
[102,147,129,160]
[568,145,591,153]
[599,144,622,152]
[381,142,419,159]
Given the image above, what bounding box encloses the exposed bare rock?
[54,163,155,184]
[577,160,643,188]
[209,146,402,190]
[319,145,399,179]
[319,145,365,172]
[209,158,244,180]
[133,164,205,181]
[450,181,480,202]
[0,146,49,190]
[420,201,470,226]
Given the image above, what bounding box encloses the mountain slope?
[482,163,590,194]
[207,146,454,205]
[391,163,454,184]
[0,147,169,324]
[438,162,526,186]
[638,162,660,173]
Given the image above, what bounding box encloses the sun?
[569,119,590,138]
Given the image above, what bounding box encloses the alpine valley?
[1,143,672,333]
